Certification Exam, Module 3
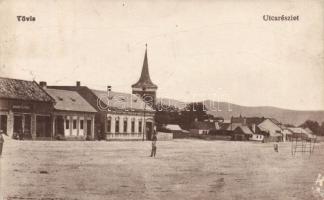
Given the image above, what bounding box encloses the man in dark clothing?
[274,143,279,152]
[150,135,157,157]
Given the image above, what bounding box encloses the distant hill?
[157,98,324,126]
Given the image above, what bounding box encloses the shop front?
[0,99,53,139]
[0,77,55,139]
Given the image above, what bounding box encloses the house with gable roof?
[43,86,96,140]
[230,116,284,142]
[0,77,55,139]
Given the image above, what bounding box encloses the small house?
[189,121,216,135]
[289,127,316,140]
[165,124,183,133]
[44,87,96,140]
[232,124,253,141]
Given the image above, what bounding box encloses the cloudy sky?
[0,0,323,110]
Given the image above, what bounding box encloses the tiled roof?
[165,124,182,131]
[282,128,293,135]
[234,125,253,135]
[220,123,231,130]
[0,77,53,102]
[268,118,281,126]
[45,88,96,113]
[289,127,307,134]
[223,123,254,135]
[288,127,316,139]
[304,128,313,134]
[91,89,154,112]
[246,117,266,125]
[225,123,241,131]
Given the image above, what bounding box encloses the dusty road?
[0,139,323,200]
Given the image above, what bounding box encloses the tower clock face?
[143,94,154,104]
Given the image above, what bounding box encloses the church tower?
[132,44,158,107]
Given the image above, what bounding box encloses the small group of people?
[13,130,24,140]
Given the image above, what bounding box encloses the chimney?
[252,123,256,133]
[215,122,220,130]
[76,81,81,87]
[107,85,112,92]
[39,81,47,89]
[243,117,247,125]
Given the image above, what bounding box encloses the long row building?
[0,47,157,141]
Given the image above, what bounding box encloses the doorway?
[36,116,51,138]
[24,114,32,139]
[0,115,7,134]
[55,116,64,136]
[87,120,92,138]
[13,115,23,138]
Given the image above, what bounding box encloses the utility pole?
[142,87,146,141]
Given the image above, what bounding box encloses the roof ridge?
[34,81,56,103]
[0,76,34,82]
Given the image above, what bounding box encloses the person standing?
[274,142,279,152]
[0,130,4,157]
[150,134,157,157]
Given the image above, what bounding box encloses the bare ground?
[0,139,323,200]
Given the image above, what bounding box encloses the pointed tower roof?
[132,44,158,89]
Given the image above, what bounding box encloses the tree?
[154,103,181,128]
[179,102,209,130]
[320,122,324,136]
[299,120,320,135]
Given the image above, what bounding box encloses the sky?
[0,0,323,111]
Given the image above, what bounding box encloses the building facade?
[0,78,55,139]
[48,84,155,140]
[43,86,96,140]
[92,89,155,140]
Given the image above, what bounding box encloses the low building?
[250,134,265,142]
[156,132,173,141]
[224,123,253,141]
[257,118,283,142]
[165,124,183,133]
[289,127,316,139]
[304,127,314,135]
[0,77,54,139]
[43,86,96,140]
[230,116,283,142]
[163,124,188,139]
[281,127,294,142]
[189,121,216,135]
[48,83,155,140]
[91,88,155,140]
